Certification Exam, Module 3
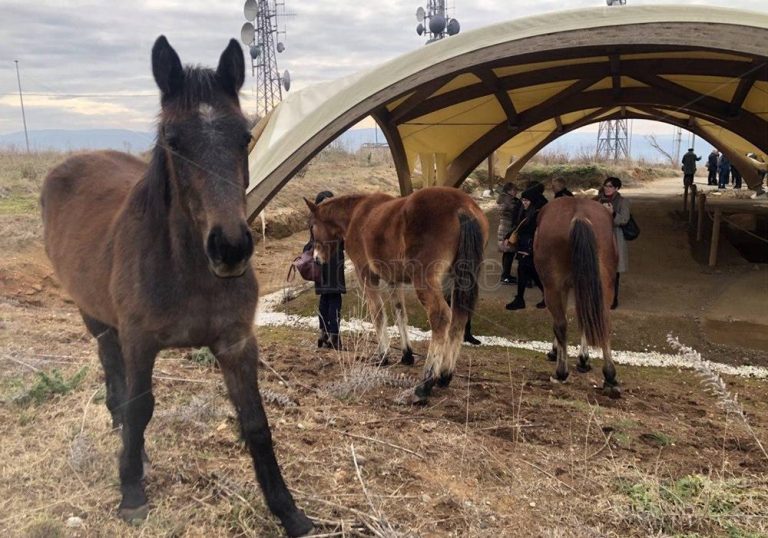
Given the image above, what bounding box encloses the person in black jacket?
[552,177,574,198]
[505,183,547,311]
[305,190,346,350]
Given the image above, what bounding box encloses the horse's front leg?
[393,285,414,365]
[213,332,313,537]
[360,273,390,365]
[117,335,159,522]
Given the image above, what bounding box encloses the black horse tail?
[570,218,608,347]
[452,213,484,315]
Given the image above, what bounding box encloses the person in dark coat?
[718,154,731,189]
[706,149,719,185]
[496,182,522,285]
[305,190,346,349]
[731,163,742,189]
[681,148,701,187]
[505,183,547,311]
[595,177,630,309]
[552,177,574,198]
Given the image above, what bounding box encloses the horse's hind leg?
[439,303,468,388]
[393,286,414,365]
[81,312,126,429]
[214,334,313,537]
[413,282,451,401]
[601,343,621,398]
[577,333,592,373]
[545,288,569,383]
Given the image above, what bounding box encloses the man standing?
[706,149,719,185]
[718,154,731,190]
[682,147,701,188]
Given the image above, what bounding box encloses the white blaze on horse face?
[313,246,325,264]
[198,103,216,124]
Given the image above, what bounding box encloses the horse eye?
[164,129,180,151]
[242,133,253,149]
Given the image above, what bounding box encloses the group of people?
[497,176,630,311]
[684,147,745,190]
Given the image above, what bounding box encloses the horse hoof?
[119,504,149,524]
[549,375,568,384]
[282,511,314,537]
[576,363,592,373]
[370,354,389,367]
[436,372,453,388]
[401,349,414,366]
[411,392,429,406]
[602,384,622,399]
[546,350,557,362]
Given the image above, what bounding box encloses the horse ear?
[304,197,317,213]
[216,39,245,97]
[152,35,184,99]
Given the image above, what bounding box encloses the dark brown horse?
[305,187,488,403]
[534,197,620,397]
[40,37,312,536]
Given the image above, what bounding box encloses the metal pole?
[14,60,30,153]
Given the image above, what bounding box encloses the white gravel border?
[257,288,768,380]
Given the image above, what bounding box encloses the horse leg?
[545,287,569,383]
[413,283,451,402]
[116,336,158,522]
[576,333,592,373]
[213,334,313,537]
[601,343,621,398]
[81,312,126,429]
[439,302,468,388]
[363,283,390,365]
[393,286,414,365]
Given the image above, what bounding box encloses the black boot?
[317,332,330,348]
[611,273,620,310]
[463,318,481,345]
[329,333,343,350]
[506,297,526,310]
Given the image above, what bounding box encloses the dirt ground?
[1,168,767,537]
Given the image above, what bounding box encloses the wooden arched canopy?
[246,5,768,220]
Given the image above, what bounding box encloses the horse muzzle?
[206,224,254,279]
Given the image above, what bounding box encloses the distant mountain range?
[0,127,696,164]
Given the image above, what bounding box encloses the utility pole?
[14,60,30,153]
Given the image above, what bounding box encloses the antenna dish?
[244,0,258,21]
[446,18,460,36]
[240,22,256,45]
[249,45,260,59]
[282,70,291,91]
[416,7,425,22]
[416,23,424,36]
[429,14,446,34]
[276,42,285,53]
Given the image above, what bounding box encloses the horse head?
[304,198,343,264]
[152,35,253,278]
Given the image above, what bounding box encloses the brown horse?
[305,187,488,403]
[534,197,620,397]
[40,37,312,536]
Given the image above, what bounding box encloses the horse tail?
[453,213,484,315]
[570,218,608,347]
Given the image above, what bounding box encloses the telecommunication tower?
[415,1,460,44]
[595,0,629,161]
[241,0,291,118]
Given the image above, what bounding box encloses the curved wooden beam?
[371,107,413,195]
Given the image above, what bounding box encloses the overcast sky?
[1,0,766,137]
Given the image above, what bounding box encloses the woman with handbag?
[305,190,346,349]
[506,183,547,311]
[595,177,630,309]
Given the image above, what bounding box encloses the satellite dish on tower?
[276,42,285,53]
[429,14,446,34]
[282,70,291,91]
[416,23,424,36]
[240,22,256,45]
[446,18,460,36]
[250,45,260,59]
[416,7,425,22]
[244,0,258,21]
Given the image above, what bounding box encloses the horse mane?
[130,144,171,217]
